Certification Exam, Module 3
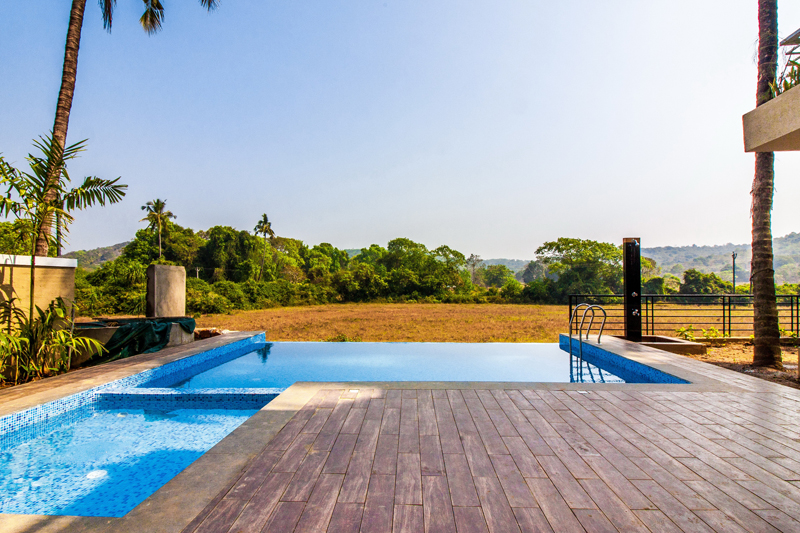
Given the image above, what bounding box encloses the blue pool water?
[167,342,628,389]
[0,335,684,518]
[0,406,255,517]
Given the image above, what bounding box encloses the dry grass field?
[195,303,568,343]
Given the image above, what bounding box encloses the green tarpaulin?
[87,318,196,365]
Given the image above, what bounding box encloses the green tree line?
[28,221,792,317]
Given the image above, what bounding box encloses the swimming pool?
[159,342,631,388]
[0,405,256,517]
[0,334,686,518]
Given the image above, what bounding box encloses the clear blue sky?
[2,1,799,258]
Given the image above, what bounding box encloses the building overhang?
[742,84,800,152]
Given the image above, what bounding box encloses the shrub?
[211,281,249,309]
[187,288,233,315]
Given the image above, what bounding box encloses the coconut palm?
[37,0,220,257]
[751,0,782,367]
[0,134,127,320]
[140,199,175,260]
[254,214,276,281]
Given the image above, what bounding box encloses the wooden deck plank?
[394,504,425,533]
[342,408,368,435]
[282,450,329,501]
[294,473,344,533]
[473,475,522,533]
[323,433,359,474]
[372,433,399,475]
[525,478,585,533]
[340,451,376,504]
[582,455,655,510]
[572,509,617,533]
[272,432,317,473]
[262,501,305,533]
[420,434,446,476]
[631,510,684,533]
[435,396,465,454]
[578,478,650,532]
[399,399,421,454]
[685,480,781,533]
[353,389,373,409]
[629,479,716,533]
[229,472,294,532]
[423,475,458,533]
[489,454,539,508]
[536,455,597,509]
[501,436,546,479]
[511,507,553,533]
[454,506,491,533]
[443,453,481,507]
[225,449,283,500]
[360,474,396,533]
[395,453,423,505]
[192,498,246,533]
[327,503,364,533]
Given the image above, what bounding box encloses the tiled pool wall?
[0,334,266,440]
[558,334,689,384]
[95,388,281,410]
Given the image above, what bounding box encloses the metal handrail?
[569,303,608,366]
[580,304,608,344]
[568,303,592,358]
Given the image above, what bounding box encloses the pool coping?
[2,333,799,532]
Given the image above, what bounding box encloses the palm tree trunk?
[751,0,781,367]
[36,0,87,257]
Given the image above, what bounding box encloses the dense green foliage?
[62,224,800,316]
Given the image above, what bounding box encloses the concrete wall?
[742,84,800,152]
[146,265,186,318]
[0,255,77,318]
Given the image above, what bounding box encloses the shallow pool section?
[163,342,634,389]
[0,405,255,517]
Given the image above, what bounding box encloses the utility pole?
[732,251,737,293]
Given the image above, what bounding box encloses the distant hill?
[482,258,530,272]
[642,232,800,284]
[63,242,128,270]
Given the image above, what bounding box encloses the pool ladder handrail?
[568,304,608,365]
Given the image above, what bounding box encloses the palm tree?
[751,0,782,368]
[254,214,276,281]
[0,134,127,319]
[36,0,219,257]
[140,199,176,260]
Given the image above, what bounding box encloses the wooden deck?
[183,386,800,533]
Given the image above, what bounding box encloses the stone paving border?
[2,334,800,532]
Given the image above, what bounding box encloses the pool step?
[96,387,283,410]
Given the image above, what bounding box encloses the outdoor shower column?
[623,237,642,342]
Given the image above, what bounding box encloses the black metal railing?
[568,294,800,338]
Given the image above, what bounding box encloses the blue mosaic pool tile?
[0,406,256,517]
[0,334,265,438]
[136,342,272,389]
[558,334,689,384]
[95,387,281,410]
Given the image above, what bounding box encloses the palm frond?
[62,177,127,210]
[140,0,165,35]
[99,0,117,31]
[200,0,219,11]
